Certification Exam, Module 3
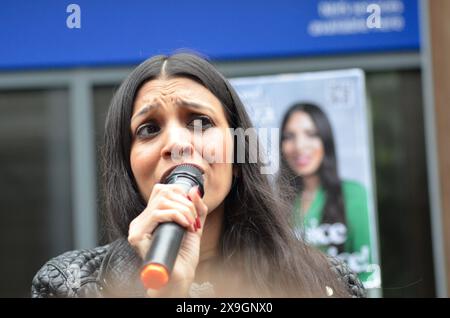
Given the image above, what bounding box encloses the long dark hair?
[278,103,346,253]
[102,53,349,297]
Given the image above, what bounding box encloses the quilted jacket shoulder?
[31,239,366,298]
[32,238,145,298]
[31,244,110,298]
[328,256,366,298]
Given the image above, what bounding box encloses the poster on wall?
[231,69,381,291]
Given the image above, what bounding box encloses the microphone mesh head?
[165,164,204,197]
[171,164,203,179]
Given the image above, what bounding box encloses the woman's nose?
[295,135,307,150]
[160,124,194,160]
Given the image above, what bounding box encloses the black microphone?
[140,164,204,290]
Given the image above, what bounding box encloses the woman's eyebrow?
[131,98,217,125]
[131,104,159,123]
[176,98,217,115]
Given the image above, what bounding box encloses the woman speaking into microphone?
[31,53,365,298]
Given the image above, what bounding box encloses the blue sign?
[0,0,420,70]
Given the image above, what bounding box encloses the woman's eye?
[136,122,160,138]
[188,115,214,130]
[282,133,295,141]
[307,131,319,138]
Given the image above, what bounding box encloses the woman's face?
[130,76,234,214]
[281,111,324,177]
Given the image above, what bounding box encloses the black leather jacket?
[31,238,366,298]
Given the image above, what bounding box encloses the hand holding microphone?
[127,164,208,297]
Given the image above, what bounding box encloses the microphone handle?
[141,181,193,289]
[140,165,204,290]
[143,222,185,275]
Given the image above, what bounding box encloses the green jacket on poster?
[294,180,377,287]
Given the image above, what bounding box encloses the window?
[0,89,73,297]
[367,70,435,297]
